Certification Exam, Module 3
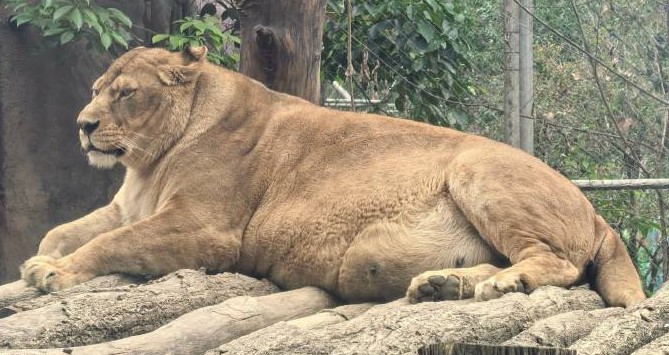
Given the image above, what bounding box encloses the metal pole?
[504,0,521,148]
[519,0,534,154]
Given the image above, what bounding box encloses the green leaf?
[107,8,132,28]
[152,34,170,44]
[53,5,74,21]
[69,8,83,30]
[416,22,435,42]
[60,30,74,45]
[44,0,53,8]
[193,20,207,33]
[82,8,97,23]
[43,27,68,36]
[179,21,194,33]
[169,35,181,49]
[11,14,33,27]
[425,0,440,12]
[90,21,103,35]
[96,9,111,24]
[100,32,112,49]
[111,32,128,48]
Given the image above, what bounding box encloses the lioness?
[21,46,645,307]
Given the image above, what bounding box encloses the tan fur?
[21,47,645,307]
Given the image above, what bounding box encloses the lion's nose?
[79,120,100,135]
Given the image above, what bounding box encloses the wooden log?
[0,287,337,355]
[208,286,605,355]
[503,307,625,348]
[286,303,375,330]
[630,333,669,354]
[419,342,575,355]
[0,280,39,311]
[0,274,146,317]
[569,283,669,355]
[0,270,279,349]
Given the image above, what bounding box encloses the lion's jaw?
[78,128,123,169]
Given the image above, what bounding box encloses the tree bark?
[208,286,605,355]
[0,274,146,316]
[237,0,328,103]
[630,333,669,354]
[0,270,278,349]
[286,303,375,330]
[503,307,625,348]
[0,281,40,311]
[569,283,669,355]
[0,287,337,355]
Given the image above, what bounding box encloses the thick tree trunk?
[0,270,278,348]
[0,275,144,316]
[207,286,606,355]
[568,283,669,355]
[237,0,328,103]
[0,287,337,355]
[503,308,625,348]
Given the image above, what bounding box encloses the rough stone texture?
[0,270,279,348]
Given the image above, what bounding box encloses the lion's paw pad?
[407,273,463,303]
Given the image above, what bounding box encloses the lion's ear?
[158,64,200,86]
[187,46,208,62]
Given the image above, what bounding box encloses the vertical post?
[504,0,521,148]
[519,0,534,154]
[237,0,328,104]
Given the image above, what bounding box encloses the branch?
[513,0,669,107]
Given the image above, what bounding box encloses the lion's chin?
[87,151,119,169]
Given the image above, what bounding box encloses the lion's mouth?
[87,145,125,157]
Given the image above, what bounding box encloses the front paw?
[21,255,94,292]
[474,274,526,302]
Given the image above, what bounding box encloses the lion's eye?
[119,88,135,99]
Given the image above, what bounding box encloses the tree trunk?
[0,287,337,355]
[0,270,278,349]
[207,286,606,355]
[237,0,328,103]
[503,308,625,348]
[0,275,145,315]
[568,283,669,355]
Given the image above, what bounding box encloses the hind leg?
[474,253,580,301]
[407,264,500,303]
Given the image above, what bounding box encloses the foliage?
[5,0,132,51]
[151,15,239,68]
[457,0,669,293]
[322,0,474,128]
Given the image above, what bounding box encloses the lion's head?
[77,46,208,169]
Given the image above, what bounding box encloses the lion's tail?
[589,215,646,307]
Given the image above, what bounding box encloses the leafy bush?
[5,0,133,51]
[322,0,474,128]
[151,15,239,68]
